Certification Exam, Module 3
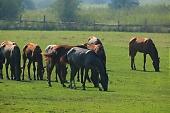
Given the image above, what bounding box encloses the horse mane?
[146,39,159,60]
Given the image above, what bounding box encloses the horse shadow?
[134,69,160,73]
[67,86,116,93]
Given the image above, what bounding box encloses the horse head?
[100,72,109,91]
[153,57,160,72]
[37,53,45,80]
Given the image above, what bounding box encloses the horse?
[84,36,107,87]
[22,43,44,80]
[44,44,92,87]
[0,41,21,80]
[129,37,160,72]
[44,45,72,87]
[63,47,108,91]
[0,47,5,79]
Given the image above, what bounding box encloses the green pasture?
[0,30,169,113]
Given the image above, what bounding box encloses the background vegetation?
[0,30,169,113]
[1,0,170,25]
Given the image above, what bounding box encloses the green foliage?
[0,0,23,19]
[22,0,35,10]
[53,0,80,22]
[109,0,139,9]
[0,30,170,113]
[78,4,170,25]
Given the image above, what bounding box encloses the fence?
[0,16,170,33]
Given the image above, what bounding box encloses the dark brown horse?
[22,43,44,80]
[63,47,108,91]
[85,36,106,87]
[0,41,21,80]
[0,45,5,79]
[44,45,72,87]
[129,37,160,72]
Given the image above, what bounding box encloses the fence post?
[144,19,148,32]
[19,15,22,29]
[43,15,46,30]
[93,20,96,31]
[117,20,120,31]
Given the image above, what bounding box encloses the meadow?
[0,30,169,113]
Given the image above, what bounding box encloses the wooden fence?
[0,16,170,33]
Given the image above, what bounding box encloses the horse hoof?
[99,88,102,91]
[6,77,10,80]
[28,78,32,80]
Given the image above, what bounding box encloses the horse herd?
[0,36,160,91]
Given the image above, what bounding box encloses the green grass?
[0,30,170,113]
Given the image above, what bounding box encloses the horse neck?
[149,45,159,62]
[37,55,43,68]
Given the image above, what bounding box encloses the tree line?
[0,0,140,21]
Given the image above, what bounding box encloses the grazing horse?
[64,47,108,91]
[44,45,72,87]
[86,36,106,87]
[129,37,160,72]
[44,44,89,87]
[22,43,44,80]
[0,41,21,80]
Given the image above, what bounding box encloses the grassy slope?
[0,30,169,113]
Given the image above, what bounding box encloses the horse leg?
[77,69,80,82]
[80,67,84,84]
[57,64,66,87]
[69,65,77,89]
[131,55,136,70]
[47,61,55,87]
[143,53,146,71]
[10,64,15,80]
[82,69,88,90]
[0,64,3,79]
[33,61,36,80]
[22,57,26,80]
[27,60,32,80]
[37,64,41,80]
[5,61,10,80]
[55,65,58,82]
[91,69,99,87]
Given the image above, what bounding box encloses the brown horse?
[44,45,72,87]
[129,37,160,72]
[0,41,21,80]
[22,43,44,80]
[44,44,88,87]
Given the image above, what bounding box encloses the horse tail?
[23,44,28,53]
[12,45,21,81]
[129,37,136,56]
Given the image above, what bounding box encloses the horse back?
[129,37,158,56]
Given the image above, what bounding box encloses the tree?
[22,0,35,10]
[53,0,80,22]
[0,0,23,19]
[109,0,139,9]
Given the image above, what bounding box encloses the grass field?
[0,30,169,113]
